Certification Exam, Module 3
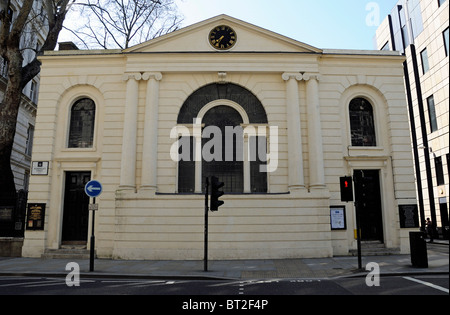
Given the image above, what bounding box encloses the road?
[0,274,447,297]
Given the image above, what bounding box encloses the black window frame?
[426,95,438,133]
[349,98,377,147]
[435,156,445,186]
[443,27,449,57]
[420,48,430,74]
[68,98,96,148]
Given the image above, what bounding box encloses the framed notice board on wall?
[330,206,347,230]
[26,203,46,230]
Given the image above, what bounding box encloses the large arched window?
[349,98,376,147]
[177,83,268,194]
[68,98,96,148]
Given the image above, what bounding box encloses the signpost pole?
[90,197,96,272]
[204,177,209,272]
[84,180,102,273]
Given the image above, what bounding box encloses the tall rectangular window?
[444,28,449,57]
[401,25,409,48]
[26,124,34,156]
[435,156,445,186]
[426,95,438,133]
[421,48,430,74]
[447,154,450,183]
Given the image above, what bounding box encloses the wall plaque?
[26,203,46,230]
[399,205,419,228]
[0,207,14,221]
[31,161,49,176]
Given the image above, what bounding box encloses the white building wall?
[23,16,418,259]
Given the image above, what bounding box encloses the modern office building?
[23,15,418,260]
[375,0,449,239]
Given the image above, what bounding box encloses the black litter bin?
[410,231,428,268]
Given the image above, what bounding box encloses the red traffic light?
[340,176,354,202]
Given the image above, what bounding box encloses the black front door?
[62,172,91,244]
[354,170,384,242]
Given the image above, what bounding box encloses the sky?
[58,0,399,50]
[174,0,398,50]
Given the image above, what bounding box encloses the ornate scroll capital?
[302,73,321,81]
[282,72,303,81]
[122,72,143,81]
[142,72,163,81]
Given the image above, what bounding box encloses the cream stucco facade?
[23,15,418,260]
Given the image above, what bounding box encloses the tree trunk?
[0,0,34,203]
[0,52,22,202]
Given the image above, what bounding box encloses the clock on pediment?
[209,25,237,50]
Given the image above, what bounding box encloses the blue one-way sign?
[85,180,103,198]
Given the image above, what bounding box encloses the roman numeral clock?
[209,25,237,50]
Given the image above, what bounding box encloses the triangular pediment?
[125,15,322,54]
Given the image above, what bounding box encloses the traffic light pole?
[341,175,362,270]
[204,177,209,272]
[353,174,362,270]
[355,200,362,270]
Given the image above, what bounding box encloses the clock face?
[209,25,237,50]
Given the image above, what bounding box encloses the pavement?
[0,240,447,281]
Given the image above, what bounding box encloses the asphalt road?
[0,274,447,297]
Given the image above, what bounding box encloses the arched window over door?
[68,98,96,148]
[349,98,376,147]
[177,83,268,194]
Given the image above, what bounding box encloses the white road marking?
[403,277,449,293]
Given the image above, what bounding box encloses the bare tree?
[66,0,183,49]
[0,0,73,201]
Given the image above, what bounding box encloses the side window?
[68,98,96,148]
[349,98,377,147]
[426,95,438,133]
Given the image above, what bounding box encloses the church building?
[23,15,418,260]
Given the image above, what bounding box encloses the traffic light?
[210,176,224,211]
[340,176,354,202]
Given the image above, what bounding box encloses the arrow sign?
[85,180,103,198]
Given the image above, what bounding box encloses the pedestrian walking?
[426,218,434,243]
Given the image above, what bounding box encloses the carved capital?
[302,73,321,81]
[142,72,163,81]
[122,72,142,82]
[282,72,303,81]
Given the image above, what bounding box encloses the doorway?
[354,170,384,242]
[61,172,91,244]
